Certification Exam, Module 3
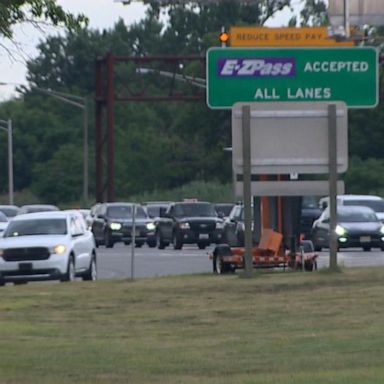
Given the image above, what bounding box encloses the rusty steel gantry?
[94,53,206,202]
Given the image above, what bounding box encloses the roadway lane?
[97,243,214,280]
[96,243,384,280]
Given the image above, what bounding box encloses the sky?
[0,0,303,101]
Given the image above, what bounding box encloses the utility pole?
[0,119,14,205]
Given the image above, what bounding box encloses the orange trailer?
[210,228,318,274]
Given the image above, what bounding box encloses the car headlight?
[180,222,190,230]
[216,221,224,229]
[110,222,122,230]
[380,226,384,234]
[335,225,347,236]
[51,244,66,254]
[146,222,156,231]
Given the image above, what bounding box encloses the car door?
[312,210,331,247]
[161,205,175,241]
[224,205,241,246]
[70,214,92,271]
[91,204,106,242]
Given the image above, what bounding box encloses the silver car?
[311,205,384,252]
[0,212,8,236]
[0,211,97,285]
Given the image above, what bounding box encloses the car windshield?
[146,206,163,218]
[240,208,253,220]
[344,200,384,213]
[0,212,7,222]
[0,207,18,217]
[173,203,217,217]
[338,211,379,223]
[23,206,58,214]
[302,196,318,209]
[4,218,67,237]
[107,205,147,219]
[215,204,234,217]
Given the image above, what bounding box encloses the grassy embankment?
[0,267,384,383]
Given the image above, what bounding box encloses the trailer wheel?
[214,255,223,274]
[212,244,232,275]
[304,260,315,271]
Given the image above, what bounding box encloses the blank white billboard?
[329,0,384,26]
[231,102,348,175]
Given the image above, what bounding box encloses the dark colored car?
[311,205,384,252]
[299,196,322,240]
[156,201,224,250]
[214,203,236,219]
[144,201,172,219]
[91,202,156,248]
[222,204,258,247]
[0,205,20,218]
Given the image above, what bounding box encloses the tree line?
[0,0,384,205]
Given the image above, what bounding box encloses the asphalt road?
[96,243,384,280]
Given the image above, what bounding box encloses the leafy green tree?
[31,143,83,204]
[300,0,328,26]
[344,157,384,195]
[6,0,354,204]
[0,0,87,39]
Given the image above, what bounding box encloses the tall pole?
[83,101,89,203]
[344,0,350,38]
[7,119,14,205]
[328,104,338,270]
[242,105,253,278]
[0,119,14,205]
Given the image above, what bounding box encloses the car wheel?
[83,255,97,281]
[173,232,183,250]
[214,255,223,274]
[312,232,322,252]
[147,241,156,248]
[104,230,114,248]
[362,245,371,252]
[156,231,166,250]
[197,242,206,250]
[212,244,232,274]
[214,255,232,274]
[135,241,144,248]
[61,256,75,282]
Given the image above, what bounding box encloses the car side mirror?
[97,214,105,219]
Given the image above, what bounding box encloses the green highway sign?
[206,47,378,109]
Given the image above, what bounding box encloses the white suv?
[0,211,97,285]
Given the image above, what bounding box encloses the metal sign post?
[130,204,136,280]
[328,104,338,270]
[242,105,253,277]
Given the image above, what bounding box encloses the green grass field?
[0,267,384,383]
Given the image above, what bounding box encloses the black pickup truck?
[156,201,225,250]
